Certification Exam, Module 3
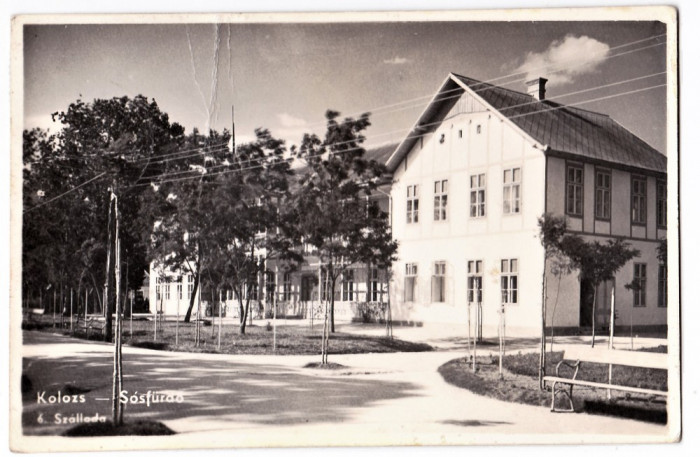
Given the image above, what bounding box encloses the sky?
[24,19,668,155]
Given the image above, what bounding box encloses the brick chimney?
[526,77,548,101]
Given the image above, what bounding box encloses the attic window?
[476,125,482,134]
[439,133,445,144]
[458,130,463,138]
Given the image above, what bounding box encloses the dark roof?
[386,73,666,174]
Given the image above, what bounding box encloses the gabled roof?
[386,73,666,174]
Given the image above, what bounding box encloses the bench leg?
[551,381,575,413]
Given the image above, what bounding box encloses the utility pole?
[111,191,124,426]
[103,188,114,342]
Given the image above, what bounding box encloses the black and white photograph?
[8,5,681,453]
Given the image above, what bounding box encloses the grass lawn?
[438,348,667,423]
[24,316,433,355]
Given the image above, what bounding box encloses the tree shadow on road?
[22,347,421,436]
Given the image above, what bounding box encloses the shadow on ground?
[22,332,422,436]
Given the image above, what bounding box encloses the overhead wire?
[128,80,666,188]
[134,70,666,184]
[28,33,666,169]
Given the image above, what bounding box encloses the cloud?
[277,113,308,128]
[383,56,411,65]
[273,113,311,147]
[516,35,610,87]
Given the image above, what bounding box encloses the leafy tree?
[537,213,640,349]
[23,96,185,341]
[203,129,302,334]
[293,110,391,363]
[141,128,231,324]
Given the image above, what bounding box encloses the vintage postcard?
[9,6,680,452]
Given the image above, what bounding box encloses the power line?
[136,70,666,184]
[23,172,107,213]
[31,34,666,169]
[130,81,666,188]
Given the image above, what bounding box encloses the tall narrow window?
[342,270,354,302]
[165,283,170,300]
[282,272,292,301]
[657,180,667,229]
[503,168,521,214]
[370,268,380,302]
[155,277,161,301]
[467,260,483,303]
[566,164,583,216]
[187,275,194,299]
[434,180,448,221]
[177,280,183,300]
[658,264,667,308]
[470,174,486,218]
[404,263,417,302]
[431,261,446,302]
[631,176,647,224]
[500,259,518,304]
[633,263,647,307]
[595,169,611,220]
[406,184,419,224]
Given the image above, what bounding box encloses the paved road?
[16,330,671,451]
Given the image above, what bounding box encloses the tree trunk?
[539,257,547,390]
[183,271,199,322]
[590,286,598,348]
[330,275,336,334]
[550,272,563,353]
[103,193,114,342]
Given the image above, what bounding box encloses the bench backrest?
[563,346,667,370]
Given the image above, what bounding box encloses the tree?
[294,110,387,331]
[204,129,302,335]
[294,110,393,364]
[537,213,640,350]
[24,96,185,341]
[537,214,575,388]
[142,128,231,324]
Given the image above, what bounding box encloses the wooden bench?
[543,346,668,412]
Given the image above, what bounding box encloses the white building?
[384,73,668,337]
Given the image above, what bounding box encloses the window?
[155,277,161,301]
[658,264,667,308]
[500,259,518,304]
[470,174,486,218]
[657,180,667,228]
[476,125,481,134]
[566,164,583,216]
[633,263,647,307]
[282,272,292,301]
[406,185,419,224]
[370,268,380,302]
[342,270,354,301]
[503,168,521,214]
[631,176,647,225]
[431,261,446,302]
[187,275,194,299]
[177,280,183,301]
[165,283,170,300]
[434,180,448,221]
[404,263,417,302]
[467,260,483,303]
[458,129,463,138]
[595,169,611,220]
